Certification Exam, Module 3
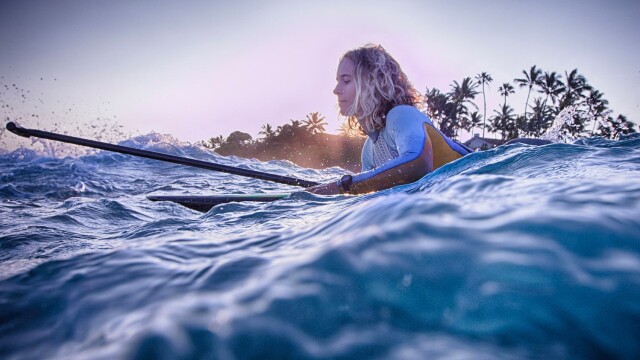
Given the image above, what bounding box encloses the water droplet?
[401,273,412,287]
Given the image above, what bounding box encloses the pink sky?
[1,0,638,150]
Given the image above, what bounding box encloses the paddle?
[5,122,319,187]
[147,194,292,212]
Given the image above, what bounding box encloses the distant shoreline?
[210,132,365,172]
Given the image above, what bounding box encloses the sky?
[1,0,639,150]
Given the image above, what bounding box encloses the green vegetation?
[202,112,365,172]
[203,67,636,169]
[426,66,636,141]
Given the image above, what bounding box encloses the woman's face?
[333,57,357,116]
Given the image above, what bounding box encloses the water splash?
[540,106,577,143]
[120,132,192,150]
[1,79,132,157]
[2,120,131,158]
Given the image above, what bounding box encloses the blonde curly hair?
[340,44,422,133]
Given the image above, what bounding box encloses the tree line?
[201,112,364,171]
[201,66,637,169]
[426,66,636,140]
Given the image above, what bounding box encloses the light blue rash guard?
[347,105,471,194]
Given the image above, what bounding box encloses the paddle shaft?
[5,122,319,187]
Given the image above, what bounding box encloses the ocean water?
[1,132,639,360]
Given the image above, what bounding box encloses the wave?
[0,133,639,359]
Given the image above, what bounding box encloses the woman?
[307,44,471,195]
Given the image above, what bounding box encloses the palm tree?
[337,121,363,138]
[448,77,479,138]
[527,98,553,137]
[206,135,225,149]
[466,111,483,134]
[475,72,493,138]
[515,65,543,121]
[424,87,449,128]
[277,119,308,140]
[259,123,276,139]
[558,69,591,110]
[617,115,638,136]
[537,71,565,115]
[489,104,516,140]
[302,112,328,135]
[585,90,609,135]
[596,114,637,139]
[450,77,479,105]
[498,83,515,107]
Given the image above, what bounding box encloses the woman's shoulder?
[386,105,427,127]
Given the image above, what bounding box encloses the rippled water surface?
[1,134,639,359]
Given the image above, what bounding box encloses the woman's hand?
[305,181,341,195]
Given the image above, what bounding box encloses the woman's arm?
[348,106,433,194]
[306,106,434,195]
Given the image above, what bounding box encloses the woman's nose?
[333,84,341,95]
